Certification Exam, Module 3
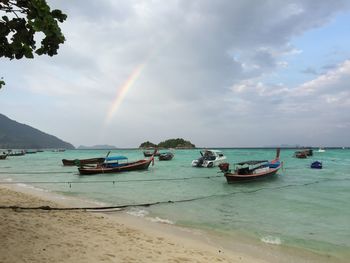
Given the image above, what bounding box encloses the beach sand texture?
[0,187,263,263]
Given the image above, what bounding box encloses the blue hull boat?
[311,161,322,169]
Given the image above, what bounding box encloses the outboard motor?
[219,163,230,172]
[196,157,204,167]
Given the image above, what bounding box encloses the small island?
[139,141,157,148]
[139,138,195,149]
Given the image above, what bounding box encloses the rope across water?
[0,177,348,211]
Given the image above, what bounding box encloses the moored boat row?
[61,148,284,183]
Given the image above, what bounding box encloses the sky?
[1,0,350,148]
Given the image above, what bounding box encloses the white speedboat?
[318,148,325,153]
[191,150,226,168]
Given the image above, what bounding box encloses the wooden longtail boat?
[158,152,174,161]
[62,157,105,166]
[219,149,282,183]
[78,156,154,175]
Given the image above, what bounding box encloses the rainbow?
[105,63,145,124]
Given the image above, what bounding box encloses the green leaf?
[0,0,67,60]
[0,78,5,89]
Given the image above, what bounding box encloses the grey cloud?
[2,0,350,147]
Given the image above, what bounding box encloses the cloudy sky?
[1,0,350,148]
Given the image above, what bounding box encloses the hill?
[139,138,195,149]
[0,114,74,149]
[139,141,157,148]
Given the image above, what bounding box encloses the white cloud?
[1,0,350,147]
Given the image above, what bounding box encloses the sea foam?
[260,235,282,245]
[149,217,174,224]
[16,183,50,192]
[126,208,149,217]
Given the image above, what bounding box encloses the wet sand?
[0,186,266,263]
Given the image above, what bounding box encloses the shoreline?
[0,185,264,263]
[0,184,346,263]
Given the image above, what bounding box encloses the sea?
[1,148,349,262]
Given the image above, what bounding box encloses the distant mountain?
[0,114,74,149]
[77,145,118,150]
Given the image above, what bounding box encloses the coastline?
[0,184,346,263]
[0,185,264,263]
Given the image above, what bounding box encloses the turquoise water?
[1,149,349,260]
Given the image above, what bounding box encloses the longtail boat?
[219,149,282,183]
[158,152,174,161]
[78,156,154,175]
[62,157,105,166]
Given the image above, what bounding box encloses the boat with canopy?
[219,149,282,183]
[78,155,154,175]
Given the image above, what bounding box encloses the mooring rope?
[0,177,348,211]
[0,175,223,185]
[0,171,75,174]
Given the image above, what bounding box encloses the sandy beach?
[0,186,267,263]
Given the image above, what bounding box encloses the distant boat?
[7,150,25,156]
[52,149,65,152]
[219,149,282,183]
[304,149,313,156]
[311,161,322,169]
[294,151,308,159]
[62,157,105,166]
[0,153,8,160]
[317,148,325,153]
[25,150,37,154]
[192,150,226,168]
[158,152,174,161]
[78,156,154,175]
[143,149,160,157]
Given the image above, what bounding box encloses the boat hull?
[311,161,322,169]
[62,158,105,166]
[158,153,174,161]
[192,157,226,168]
[78,159,152,175]
[224,165,282,183]
[8,153,25,156]
[0,154,8,160]
[143,151,160,157]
